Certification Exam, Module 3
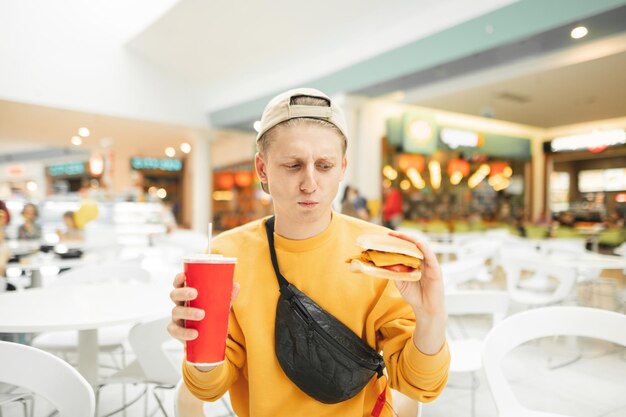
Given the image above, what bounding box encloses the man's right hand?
[168,272,205,342]
[167,272,241,342]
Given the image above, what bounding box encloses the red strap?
[371,379,388,417]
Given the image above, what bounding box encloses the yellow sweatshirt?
[183,213,449,417]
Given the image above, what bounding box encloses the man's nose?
[300,165,318,193]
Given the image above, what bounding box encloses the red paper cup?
[184,254,237,366]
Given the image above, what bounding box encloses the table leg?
[78,329,99,386]
[30,270,43,288]
[591,237,599,253]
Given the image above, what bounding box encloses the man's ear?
[255,152,268,184]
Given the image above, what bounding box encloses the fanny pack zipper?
[288,292,383,376]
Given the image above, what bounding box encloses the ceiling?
[1,0,625,162]
[127,0,511,108]
[413,49,626,128]
[0,100,209,163]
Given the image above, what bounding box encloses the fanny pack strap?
[265,217,293,295]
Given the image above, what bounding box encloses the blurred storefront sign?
[387,111,531,160]
[547,129,626,153]
[131,157,183,172]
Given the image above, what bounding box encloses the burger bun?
[356,234,424,260]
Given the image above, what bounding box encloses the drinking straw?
[207,222,213,254]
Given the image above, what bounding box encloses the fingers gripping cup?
[184,254,237,366]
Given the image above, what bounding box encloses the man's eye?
[286,164,300,170]
[317,164,333,170]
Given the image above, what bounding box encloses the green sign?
[402,112,438,155]
[131,157,183,172]
[48,162,85,177]
[385,116,403,147]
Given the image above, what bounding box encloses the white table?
[9,251,100,288]
[429,242,459,263]
[0,282,172,385]
[548,252,626,271]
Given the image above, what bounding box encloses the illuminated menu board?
[578,169,626,192]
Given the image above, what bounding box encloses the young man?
[168,88,449,417]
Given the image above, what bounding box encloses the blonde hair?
[257,95,347,156]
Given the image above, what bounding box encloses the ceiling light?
[165,147,176,157]
[407,168,425,189]
[78,127,90,137]
[180,142,191,153]
[71,136,82,146]
[428,161,441,190]
[570,26,588,39]
[156,188,167,199]
[383,165,398,181]
[468,164,491,189]
[26,181,38,192]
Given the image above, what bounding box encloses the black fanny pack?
[265,217,385,404]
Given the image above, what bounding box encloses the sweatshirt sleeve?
[182,310,247,402]
[373,285,450,402]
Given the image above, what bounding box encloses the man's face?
[256,123,346,226]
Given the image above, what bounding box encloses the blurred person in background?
[0,202,12,287]
[57,211,84,241]
[382,187,404,229]
[17,203,41,240]
[604,210,625,229]
[341,185,370,221]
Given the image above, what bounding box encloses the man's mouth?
[298,201,318,208]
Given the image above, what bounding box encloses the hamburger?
[347,234,423,281]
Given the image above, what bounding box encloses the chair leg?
[96,385,101,416]
[152,388,170,417]
[470,372,477,417]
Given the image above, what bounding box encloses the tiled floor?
[2,272,625,417]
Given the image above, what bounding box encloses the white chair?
[455,238,502,283]
[500,258,577,308]
[96,316,179,416]
[98,316,236,417]
[0,389,33,417]
[31,263,152,370]
[0,341,95,416]
[445,290,510,417]
[440,256,490,290]
[482,306,626,417]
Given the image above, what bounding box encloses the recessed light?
[180,142,191,153]
[570,26,588,39]
[165,147,176,157]
[71,136,82,146]
[78,127,90,137]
